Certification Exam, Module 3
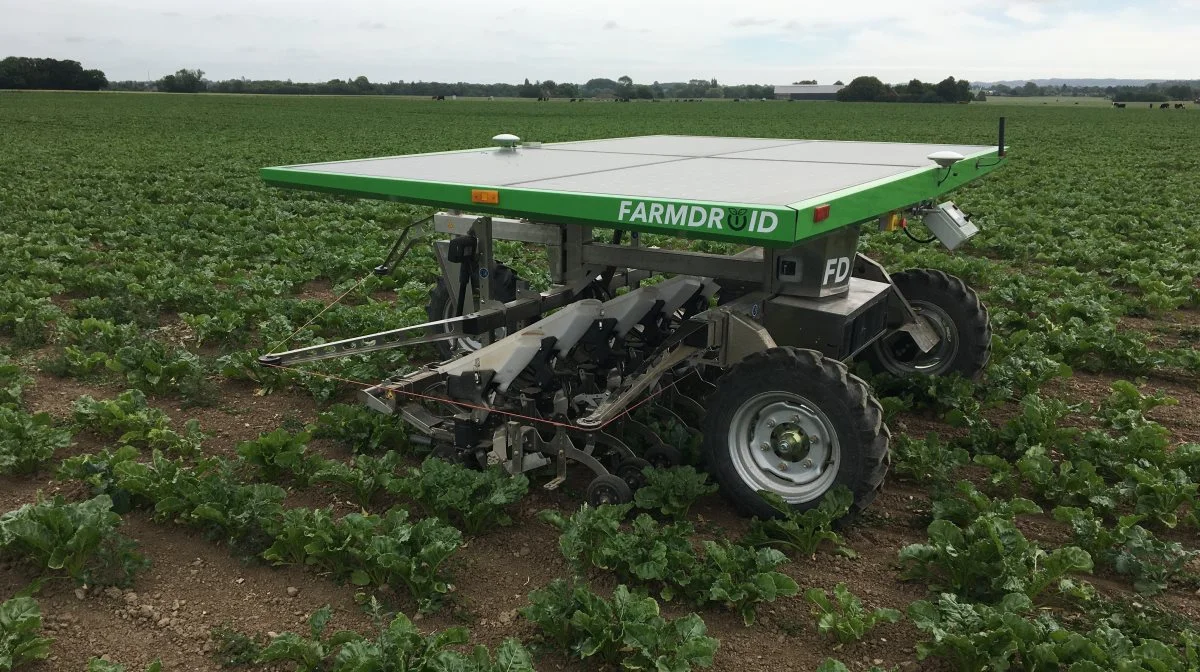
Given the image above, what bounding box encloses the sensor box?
[922,201,978,251]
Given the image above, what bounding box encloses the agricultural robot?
[260,126,1006,518]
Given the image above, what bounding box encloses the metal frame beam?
[580,243,766,283]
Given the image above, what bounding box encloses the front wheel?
[863,269,991,381]
[702,347,889,519]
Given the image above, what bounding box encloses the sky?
[3,0,1200,84]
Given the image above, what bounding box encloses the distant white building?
[774,84,844,101]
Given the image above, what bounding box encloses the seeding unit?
[259,126,1006,517]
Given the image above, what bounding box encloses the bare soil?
[4,313,1200,672]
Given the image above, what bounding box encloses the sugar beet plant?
[236,428,315,483]
[1,350,70,477]
[60,445,467,611]
[805,583,902,645]
[0,596,53,672]
[929,481,1042,527]
[262,507,461,612]
[390,457,528,536]
[521,580,718,671]
[0,407,72,476]
[633,466,718,519]
[57,446,141,514]
[71,390,170,442]
[310,451,404,507]
[898,514,1094,604]
[1052,506,1196,596]
[0,355,31,408]
[257,604,535,672]
[543,503,797,624]
[908,592,1200,671]
[0,495,147,587]
[887,432,970,489]
[87,659,163,672]
[743,486,853,557]
[313,402,408,453]
[105,338,215,405]
[114,451,287,554]
[70,390,207,457]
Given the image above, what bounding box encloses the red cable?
[261,362,692,431]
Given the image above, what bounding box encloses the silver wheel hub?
[729,393,840,503]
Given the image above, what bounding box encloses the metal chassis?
[425,211,934,358]
[260,210,940,488]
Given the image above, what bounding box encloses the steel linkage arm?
[258,271,608,368]
[257,315,479,367]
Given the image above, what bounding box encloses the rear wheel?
[425,265,519,358]
[702,347,889,519]
[864,269,991,381]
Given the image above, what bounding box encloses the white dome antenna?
[493,133,521,149]
[927,150,965,168]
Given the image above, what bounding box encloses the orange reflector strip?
[471,189,500,204]
[813,204,831,223]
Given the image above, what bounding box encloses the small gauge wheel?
[432,443,480,470]
[586,474,633,507]
[615,458,652,489]
[645,445,683,468]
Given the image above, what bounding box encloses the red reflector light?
[813,204,831,223]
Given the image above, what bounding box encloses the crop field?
[976,96,1115,106]
[2,91,1200,672]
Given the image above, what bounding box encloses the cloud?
[731,17,775,27]
[603,20,619,30]
[358,21,386,30]
[1005,3,1047,23]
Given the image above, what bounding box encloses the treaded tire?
[864,269,991,381]
[426,278,458,359]
[702,347,889,519]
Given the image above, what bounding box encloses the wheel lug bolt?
[766,420,776,428]
[778,462,788,471]
[759,442,771,451]
[802,459,813,468]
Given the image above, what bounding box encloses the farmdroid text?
[617,200,779,234]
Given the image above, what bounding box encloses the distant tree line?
[157,68,207,93]
[1110,84,1194,102]
[23,56,1196,104]
[985,80,1198,101]
[105,72,775,99]
[0,57,107,90]
[836,76,974,103]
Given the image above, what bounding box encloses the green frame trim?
[261,145,1005,248]
[788,147,1005,238]
[262,167,800,246]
